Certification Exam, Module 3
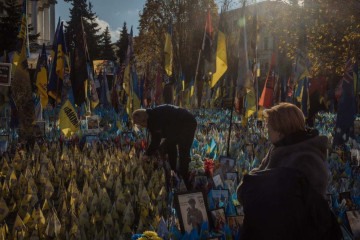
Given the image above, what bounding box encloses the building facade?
[0,0,55,45]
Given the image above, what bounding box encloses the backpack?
[237,167,343,240]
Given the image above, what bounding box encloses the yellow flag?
[211,31,227,88]
[12,214,26,237]
[59,100,79,136]
[244,87,256,119]
[123,65,130,95]
[9,170,17,188]
[44,180,54,199]
[164,29,173,76]
[0,198,9,222]
[36,66,48,108]
[32,207,46,226]
[140,187,151,205]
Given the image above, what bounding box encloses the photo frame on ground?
[227,215,244,236]
[0,63,12,86]
[339,191,355,210]
[219,156,236,177]
[209,189,230,209]
[209,208,226,231]
[212,174,223,188]
[0,117,7,130]
[86,115,100,133]
[175,191,209,234]
[225,172,239,186]
[346,210,360,239]
[193,175,208,190]
[326,194,333,209]
[0,134,9,154]
[235,205,244,216]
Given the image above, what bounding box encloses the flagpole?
[194,13,207,109]
[255,0,259,117]
[227,78,235,157]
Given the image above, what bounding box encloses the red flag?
[259,53,276,108]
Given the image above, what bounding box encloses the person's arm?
[146,131,161,156]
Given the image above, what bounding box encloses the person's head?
[132,109,148,128]
[188,198,196,207]
[264,103,305,144]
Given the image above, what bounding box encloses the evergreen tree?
[115,22,129,65]
[85,2,102,60]
[0,0,39,54]
[64,0,102,61]
[100,26,116,61]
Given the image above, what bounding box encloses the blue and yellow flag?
[131,65,141,111]
[244,87,256,119]
[11,0,35,135]
[59,100,79,136]
[48,21,69,103]
[35,43,48,108]
[87,62,99,109]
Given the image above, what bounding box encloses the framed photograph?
[35,121,46,137]
[0,63,12,86]
[225,172,239,186]
[235,205,244,215]
[0,117,7,130]
[209,189,230,209]
[227,215,244,236]
[219,156,236,177]
[339,191,355,210]
[210,208,226,231]
[175,191,209,234]
[346,210,360,239]
[86,115,100,133]
[354,118,360,136]
[0,134,9,154]
[326,194,333,208]
[351,149,360,166]
[193,175,209,190]
[212,174,223,188]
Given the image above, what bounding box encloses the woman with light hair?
[237,102,342,239]
[132,105,197,189]
[256,103,329,191]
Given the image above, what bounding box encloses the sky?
[55,0,259,43]
[55,0,146,43]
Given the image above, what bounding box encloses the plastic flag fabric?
[59,100,79,136]
[35,43,49,108]
[0,198,9,222]
[164,25,173,77]
[157,217,168,239]
[211,29,227,88]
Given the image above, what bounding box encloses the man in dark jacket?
[132,105,197,189]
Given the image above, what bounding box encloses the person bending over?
[132,104,197,189]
